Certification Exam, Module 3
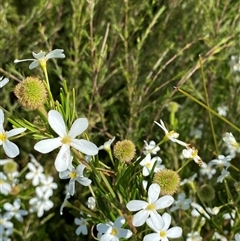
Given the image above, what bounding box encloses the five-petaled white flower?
[97,216,132,241]
[59,163,91,196]
[126,183,174,227]
[170,193,191,212]
[154,120,187,146]
[182,145,202,166]
[14,49,65,69]
[25,162,45,186]
[75,216,88,235]
[0,76,9,88]
[140,153,165,176]
[0,109,26,158]
[143,212,182,241]
[34,110,98,172]
[143,140,160,155]
[209,155,232,169]
[3,198,28,222]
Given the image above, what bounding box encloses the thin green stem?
[176,87,240,133]
[199,56,219,154]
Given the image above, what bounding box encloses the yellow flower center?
[111,228,118,236]
[192,148,198,158]
[146,203,155,211]
[0,133,7,142]
[159,230,166,237]
[69,171,77,179]
[146,162,152,169]
[62,135,71,144]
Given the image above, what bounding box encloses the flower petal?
[3,140,19,158]
[76,177,91,186]
[54,145,71,172]
[118,229,132,238]
[113,217,125,228]
[0,109,4,125]
[29,60,39,69]
[166,227,182,238]
[162,212,171,230]
[149,211,164,231]
[70,139,98,155]
[7,128,26,138]
[132,210,149,227]
[48,110,67,137]
[126,200,148,211]
[97,223,111,233]
[155,195,174,210]
[143,233,160,241]
[148,183,160,203]
[68,118,88,138]
[46,49,65,59]
[34,138,62,153]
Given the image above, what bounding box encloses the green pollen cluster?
[14,76,47,110]
[153,169,180,195]
[113,139,136,163]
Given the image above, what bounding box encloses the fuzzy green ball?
[113,140,136,163]
[198,184,215,202]
[14,76,47,110]
[153,169,180,195]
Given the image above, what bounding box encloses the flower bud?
[14,76,47,110]
[153,169,180,195]
[198,184,215,202]
[113,140,136,163]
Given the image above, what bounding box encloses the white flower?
[98,137,115,151]
[182,145,202,166]
[29,187,54,217]
[191,203,210,219]
[190,124,203,139]
[75,216,88,235]
[180,173,197,186]
[209,155,232,169]
[126,183,174,227]
[217,105,228,117]
[200,162,216,179]
[87,197,96,210]
[39,175,58,197]
[143,212,182,241]
[143,140,160,155]
[3,198,28,222]
[217,168,230,183]
[187,231,202,241]
[0,172,11,195]
[223,210,235,227]
[170,193,191,212]
[154,120,187,146]
[0,109,26,158]
[0,76,9,88]
[233,233,240,241]
[97,216,132,241]
[223,132,239,148]
[59,163,91,196]
[140,153,165,176]
[213,232,228,241]
[0,214,13,232]
[25,162,45,186]
[14,49,65,69]
[34,110,98,172]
